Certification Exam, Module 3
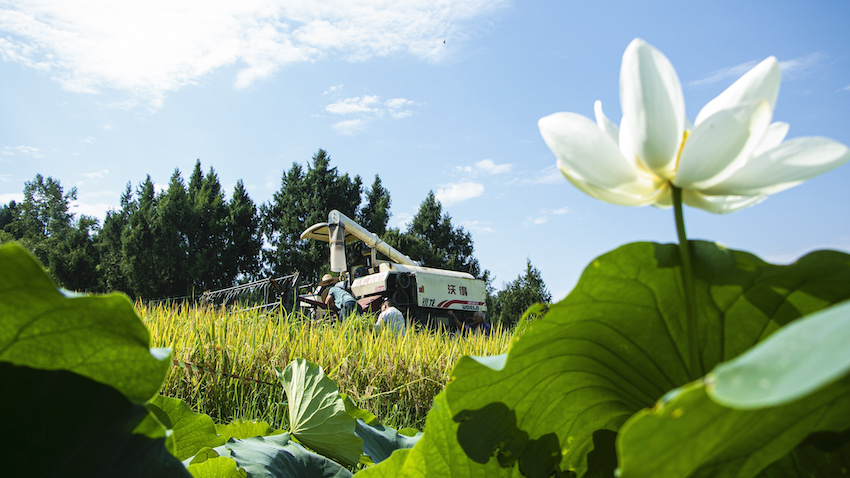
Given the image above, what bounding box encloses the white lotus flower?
[539,38,850,213]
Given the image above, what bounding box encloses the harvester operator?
[320,274,362,322]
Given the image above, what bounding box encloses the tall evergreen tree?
[188,166,229,291]
[491,259,552,327]
[225,179,262,282]
[96,183,133,294]
[358,175,391,237]
[261,149,362,282]
[122,176,159,299]
[384,191,480,276]
[153,169,191,296]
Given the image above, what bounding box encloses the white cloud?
[323,84,343,95]
[689,60,758,88]
[435,181,484,206]
[523,206,572,227]
[391,211,413,229]
[690,52,829,88]
[460,220,494,234]
[325,95,381,114]
[778,52,829,79]
[332,118,368,136]
[530,165,564,185]
[0,1,507,108]
[325,94,416,134]
[454,158,512,175]
[2,145,45,158]
[475,159,511,174]
[81,168,109,180]
[0,192,23,203]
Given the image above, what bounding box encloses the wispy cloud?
[0,1,507,109]
[81,168,109,180]
[778,52,829,79]
[325,94,416,134]
[331,118,369,136]
[529,165,563,185]
[2,145,45,158]
[690,52,829,88]
[459,219,494,234]
[455,158,513,175]
[435,181,484,206]
[524,206,572,227]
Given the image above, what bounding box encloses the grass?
[141,302,514,431]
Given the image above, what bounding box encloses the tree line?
[1,149,550,325]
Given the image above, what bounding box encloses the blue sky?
[1,1,849,300]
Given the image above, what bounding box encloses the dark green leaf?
[216,433,353,478]
[355,418,422,464]
[356,393,518,477]
[0,362,189,478]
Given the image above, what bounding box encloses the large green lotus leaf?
[355,418,423,464]
[755,436,850,477]
[444,241,850,475]
[616,375,850,477]
[356,393,522,477]
[0,242,170,403]
[0,362,190,477]
[213,433,353,478]
[277,358,362,466]
[148,394,228,461]
[708,299,850,409]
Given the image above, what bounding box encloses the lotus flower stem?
[672,185,702,381]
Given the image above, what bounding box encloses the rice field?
[140,303,515,431]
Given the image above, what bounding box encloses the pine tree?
[261,149,362,282]
[385,191,480,276]
[122,176,159,299]
[357,175,391,237]
[491,259,551,327]
[225,179,262,282]
[153,169,191,296]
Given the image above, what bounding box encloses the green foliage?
[0,241,441,477]
[3,174,102,291]
[148,394,228,461]
[261,149,363,281]
[0,242,171,402]
[278,358,363,466]
[0,242,187,476]
[358,175,392,237]
[366,241,850,477]
[383,191,482,276]
[491,259,551,327]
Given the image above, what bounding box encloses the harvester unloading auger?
[300,209,487,328]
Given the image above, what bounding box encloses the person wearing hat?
[375,297,405,335]
[320,274,362,322]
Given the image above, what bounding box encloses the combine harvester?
[301,209,487,328]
